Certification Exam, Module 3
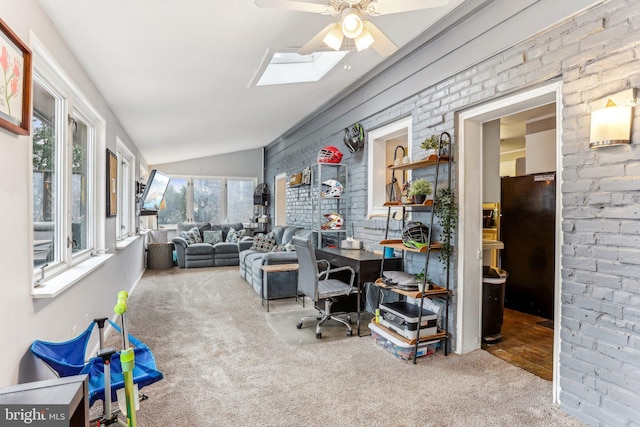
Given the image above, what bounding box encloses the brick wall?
[265,1,640,424]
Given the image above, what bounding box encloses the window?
[31,43,103,286]
[158,176,256,226]
[367,117,413,216]
[116,141,135,239]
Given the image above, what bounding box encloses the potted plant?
[420,134,450,158]
[434,187,457,266]
[407,178,432,204]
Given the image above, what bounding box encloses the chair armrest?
[319,266,356,292]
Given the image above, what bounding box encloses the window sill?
[31,254,113,299]
[116,235,140,250]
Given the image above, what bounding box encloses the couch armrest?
[262,251,298,265]
[171,237,188,268]
[238,239,254,252]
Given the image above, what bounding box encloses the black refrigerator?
[500,172,556,320]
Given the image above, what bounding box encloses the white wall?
[0,0,147,386]
[151,148,262,179]
[525,129,557,174]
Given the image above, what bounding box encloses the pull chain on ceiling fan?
[255,0,450,57]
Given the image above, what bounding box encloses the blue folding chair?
[31,319,164,407]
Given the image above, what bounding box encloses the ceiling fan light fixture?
[341,8,363,38]
[355,28,374,51]
[323,24,344,51]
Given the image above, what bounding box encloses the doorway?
[481,103,557,382]
[457,82,563,401]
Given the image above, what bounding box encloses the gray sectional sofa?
[239,225,315,300]
[172,222,253,268]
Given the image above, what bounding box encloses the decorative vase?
[422,149,437,159]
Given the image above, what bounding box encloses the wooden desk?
[314,248,402,336]
[260,263,303,312]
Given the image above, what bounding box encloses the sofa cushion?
[177,222,211,237]
[281,227,299,245]
[251,235,276,252]
[271,226,285,245]
[212,223,244,240]
[185,243,215,255]
[203,230,223,244]
[214,242,240,254]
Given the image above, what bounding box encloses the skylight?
[251,51,348,86]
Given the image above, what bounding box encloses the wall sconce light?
[589,89,635,149]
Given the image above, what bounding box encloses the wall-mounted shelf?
[387,155,451,171]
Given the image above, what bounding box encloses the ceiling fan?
[255,0,450,57]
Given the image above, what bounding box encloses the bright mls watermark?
[0,405,67,426]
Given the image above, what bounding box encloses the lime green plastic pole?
[114,290,136,427]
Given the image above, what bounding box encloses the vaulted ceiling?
[37,0,466,164]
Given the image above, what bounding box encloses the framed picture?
[0,17,32,136]
[106,149,118,217]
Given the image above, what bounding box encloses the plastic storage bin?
[369,322,438,360]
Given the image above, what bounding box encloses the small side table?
[260,263,303,312]
[147,243,174,270]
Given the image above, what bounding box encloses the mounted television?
[139,169,170,216]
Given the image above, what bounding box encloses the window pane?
[32,83,57,268]
[193,178,223,223]
[227,180,254,223]
[158,178,187,225]
[72,116,89,252]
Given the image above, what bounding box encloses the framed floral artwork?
[0,17,31,136]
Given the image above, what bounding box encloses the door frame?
[274,173,287,227]
[456,82,563,402]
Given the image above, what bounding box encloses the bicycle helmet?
[317,146,343,163]
[343,123,365,153]
[401,221,430,249]
[321,212,343,230]
[321,179,344,197]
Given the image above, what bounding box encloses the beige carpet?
[95,267,585,427]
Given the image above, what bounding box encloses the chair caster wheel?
[316,332,322,339]
[346,330,353,337]
[296,322,302,329]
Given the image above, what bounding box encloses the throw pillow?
[203,230,223,245]
[225,227,246,243]
[284,242,296,252]
[189,227,202,243]
[251,235,276,252]
[271,244,286,252]
[179,227,201,245]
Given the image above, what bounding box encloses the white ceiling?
[36,0,465,165]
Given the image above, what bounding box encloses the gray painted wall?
[264,0,640,424]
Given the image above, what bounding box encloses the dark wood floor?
[482,308,554,381]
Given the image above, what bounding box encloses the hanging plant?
[434,187,457,266]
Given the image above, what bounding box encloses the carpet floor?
[93,266,585,427]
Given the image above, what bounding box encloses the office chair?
[292,237,357,338]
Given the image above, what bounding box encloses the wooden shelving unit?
[376,134,454,362]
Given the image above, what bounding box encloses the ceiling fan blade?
[367,0,449,16]
[255,0,337,15]
[297,23,336,55]
[363,21,398,57]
